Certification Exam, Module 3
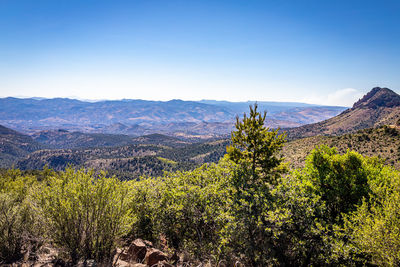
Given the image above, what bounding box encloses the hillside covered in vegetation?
[284,125,400,169]
[14,140,229,179]
[10,124,400,179]
[0,125,43,168]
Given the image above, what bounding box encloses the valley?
[1,87,400,178]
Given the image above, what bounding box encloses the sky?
[0,0,399,107]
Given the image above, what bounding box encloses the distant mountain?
[0,97,346,136]
[286,87,400,139]
[4,87,400,176]
[0,124,43,167]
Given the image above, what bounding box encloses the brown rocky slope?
[286,87,400,140]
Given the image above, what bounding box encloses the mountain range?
[0,97,346,137]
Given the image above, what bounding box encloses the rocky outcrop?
[286,87,400,140]
[120,239,147,263]
[3,239,176,267]
[115,239,172,267]
[144,248,169,266]
[352,87,400,109]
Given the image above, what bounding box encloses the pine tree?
[227,103,286,184]
[226,103,287,266]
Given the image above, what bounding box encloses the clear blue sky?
[0,0,399,106]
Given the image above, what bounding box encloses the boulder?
[143,240,153,247]
[118,251,131,262]
[144,248,169,266]
[125,239,147,263]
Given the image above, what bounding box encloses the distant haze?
[0,97,347,137]
[8,87,363,107]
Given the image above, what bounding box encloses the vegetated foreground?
[1,104,400,266]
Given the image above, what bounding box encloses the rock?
[39,247,51,254]
[145,248,169,266]
[125,239,147,263]
[117,263,147,267]
[119,251,131,262]
[143,240,153,247]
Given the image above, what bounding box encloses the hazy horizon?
[0,94,353,107]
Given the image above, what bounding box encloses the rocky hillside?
[283,125,400,169]
[286,87,400,139]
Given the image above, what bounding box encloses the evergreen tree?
[226,104,287,266]
[227,103,286,184]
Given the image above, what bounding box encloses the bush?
[344,165,400,265]
[302,146,371,224]
[131,159,234,262]
[266,173,327,266]
[38,168,133,264]
[129,177,161,243]
[0,170,43,263]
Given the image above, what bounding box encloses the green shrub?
[129,177,161,243]
[39,168,133,264]
[303,146,371,224]
[131,159,234,262]
[0,170,43,263]
[159,160,233,260]
[344,165,400,266]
